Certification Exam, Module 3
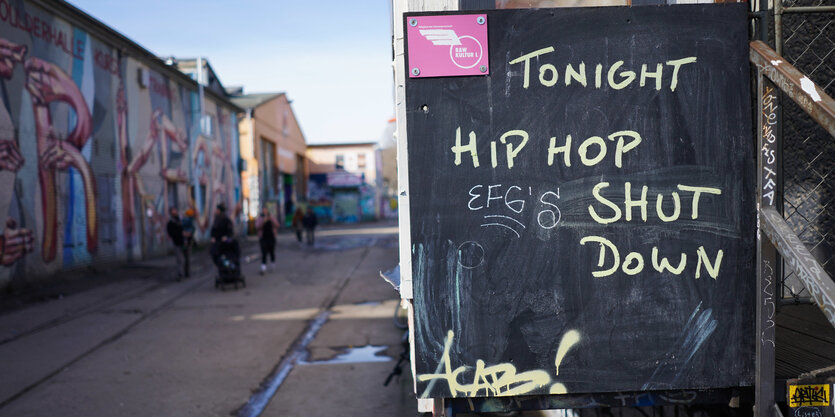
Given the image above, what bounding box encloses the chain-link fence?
[776,0,834,301]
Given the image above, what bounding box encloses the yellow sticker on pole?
[789,384,831,408]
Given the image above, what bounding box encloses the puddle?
[301,345,392,365]
[236,311,329,417]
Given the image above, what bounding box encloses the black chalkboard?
[405,4,755,399]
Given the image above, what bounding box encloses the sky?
[68,0,394,145]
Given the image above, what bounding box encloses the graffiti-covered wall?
[0,0,241,289]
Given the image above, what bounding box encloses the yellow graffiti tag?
[789,384,830,408]
[418,329,581,398]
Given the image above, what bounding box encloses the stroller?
[213,239,245,290]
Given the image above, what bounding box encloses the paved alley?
[0,223,417,417]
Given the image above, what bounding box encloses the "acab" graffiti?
[418,329,581,397]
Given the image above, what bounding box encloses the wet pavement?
[0,221,418,417]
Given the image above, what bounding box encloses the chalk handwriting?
[580,235,724,279]
[507,47,697,92]
[468,184,561,237]
[588,182,722,224]
[451,127,642,170]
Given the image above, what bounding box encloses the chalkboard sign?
[405,4,755,399]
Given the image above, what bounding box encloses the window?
[261,139,276,199]
[335,154,345,170]
[200,115,213,136]
[358,153,367,169]
[167,182,179,209]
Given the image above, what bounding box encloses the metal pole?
[782,5,835,13]
[775,0,783,56]
[759,0,769,43]
[760,11,768,44]
[750,41,835,137]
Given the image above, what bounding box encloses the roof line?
[230,92,287,110]
[33,0,242,112]
[308,142,378,147]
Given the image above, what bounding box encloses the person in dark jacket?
[302,207,318,246]
[166,207,187,279]
[291,207,304,245]
[256,206,278,274]
[181,208,196,277]
[210,203,237,266]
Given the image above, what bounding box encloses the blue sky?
[68,0,394,144]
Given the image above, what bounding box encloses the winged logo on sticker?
[419,29,462,46]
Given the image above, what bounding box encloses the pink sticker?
[407,14,489,78]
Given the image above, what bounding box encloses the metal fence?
[752,36,835,417]
[773,0,835,302]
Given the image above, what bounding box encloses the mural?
[307,173,382,224]
[359,184,375,221]
[0,1,241,288]
[307,173,332,224]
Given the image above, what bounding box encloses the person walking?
[302,207,318,246]
[181,208,196,277]
[256,206,278,274]
[210,203,237,266]
[291,207,304,246]
[166,207,187,279]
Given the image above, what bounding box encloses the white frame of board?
[391,0,457,412]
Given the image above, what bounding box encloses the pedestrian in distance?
[302,207,318,246]
[256,206,278,275]
[183,208,196,246]
[166,207,187,279]
[181,208,196,276]
[210,203,237,266]
[291,207,304,246]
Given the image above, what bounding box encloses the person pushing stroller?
[210,204,242,286]
[210,203,245,288]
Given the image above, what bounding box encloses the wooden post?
[391,1,457,415]
[755,72,780,417]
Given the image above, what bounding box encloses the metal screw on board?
[479,65,487,73]
[477,16,485,24]
[412,68,420,76]
[409,18,417,26]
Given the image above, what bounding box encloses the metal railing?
[752,39,835,417]
[773,0,835,303]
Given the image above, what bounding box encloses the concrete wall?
[0,0,242,289]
